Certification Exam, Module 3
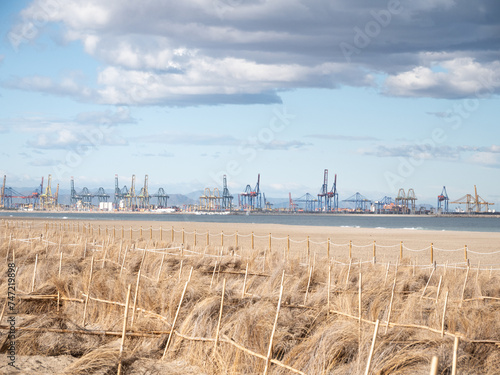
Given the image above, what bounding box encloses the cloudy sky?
[1,0,499,206]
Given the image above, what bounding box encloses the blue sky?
[1,0,499,207]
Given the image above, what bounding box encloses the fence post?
[373,241,376,264]
[182,228,185,245]
[307,236,310,260]
[430,243,434,264]
[207,231,210,246]
[194,230,197,247]
[269,233,272,252]
[327,237,330,259]
[349,240,352,259]
[464,245,468,262]
[287,235,290,258]
[251,232,254,249]
[400,241,403,259]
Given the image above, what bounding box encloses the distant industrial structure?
[199,175,234,211]
[0,175,57,210]
[317,169,338,212]
[239,174,263,210]
[0,173,496,214]
[450,185,494,213]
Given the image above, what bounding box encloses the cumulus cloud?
[7,0,500,104]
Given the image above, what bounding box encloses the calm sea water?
[1,212,500,233]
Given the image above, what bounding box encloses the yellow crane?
[450,185,494,213]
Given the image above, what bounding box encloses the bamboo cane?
[441,291,449,337]
[364,319,380,375]
[82,255,95,326]
[242,263,249,298]
[130,269,141,328]
[430,356,439,375]
[117,284,132,375]
[263,270,285,375]
[385,273,397,334]
[452,336,459,375]
[31,254,38,293]
[214,278,226,352]
[162,267,193,359]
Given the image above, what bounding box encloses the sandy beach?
[5,217,500,267]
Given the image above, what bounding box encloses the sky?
[0,0,499,207]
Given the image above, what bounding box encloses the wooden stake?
[82,256,94,326]
[58,251,63,278]
[102,241,108,269]
[349,240,352,259]
[327,264,331,315]
[460,266,470,308]
[31,254,39,293]
[157,253,166,282]
[452,336,459,375]
[241,263,249,298]
[171,226,174,243]
[251,232,254,249]
[206,230,209,246]
[120,246,128,277]
[304,266,313,305]
[430,356,439,375]
[373,241,376,264]
[117,284,132,375]
[210,261,218,289]
[384,262,390,286]
[214,278,226,352]
[364,319,380,375]
[441,291,448,337]
[263,270,285,375]
[178,260,184,282]
[400,241,403,259]
[288,235,291,259]
[306,236,310,260]
[162,267,193,359]
[131,270,141,328]
[435,276,443,303]
[430,243,434,264]
[385,273,397,334]
[464,245,467,262]
[346,258,352,285]
[421,267,435,299]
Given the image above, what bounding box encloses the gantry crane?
[450,185,494,213]
[437,186,449,213]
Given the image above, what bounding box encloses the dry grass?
[0,219,500,374]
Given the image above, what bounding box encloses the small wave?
[62,216,68,219]
[375,227,386,229]
[340,225,361,228]
[403,227,424,230]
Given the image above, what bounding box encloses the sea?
[1,212,500,233]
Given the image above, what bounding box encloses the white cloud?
[8,0,500,104]
[384,58,500,98]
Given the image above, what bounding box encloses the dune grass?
[1,219,500,374]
